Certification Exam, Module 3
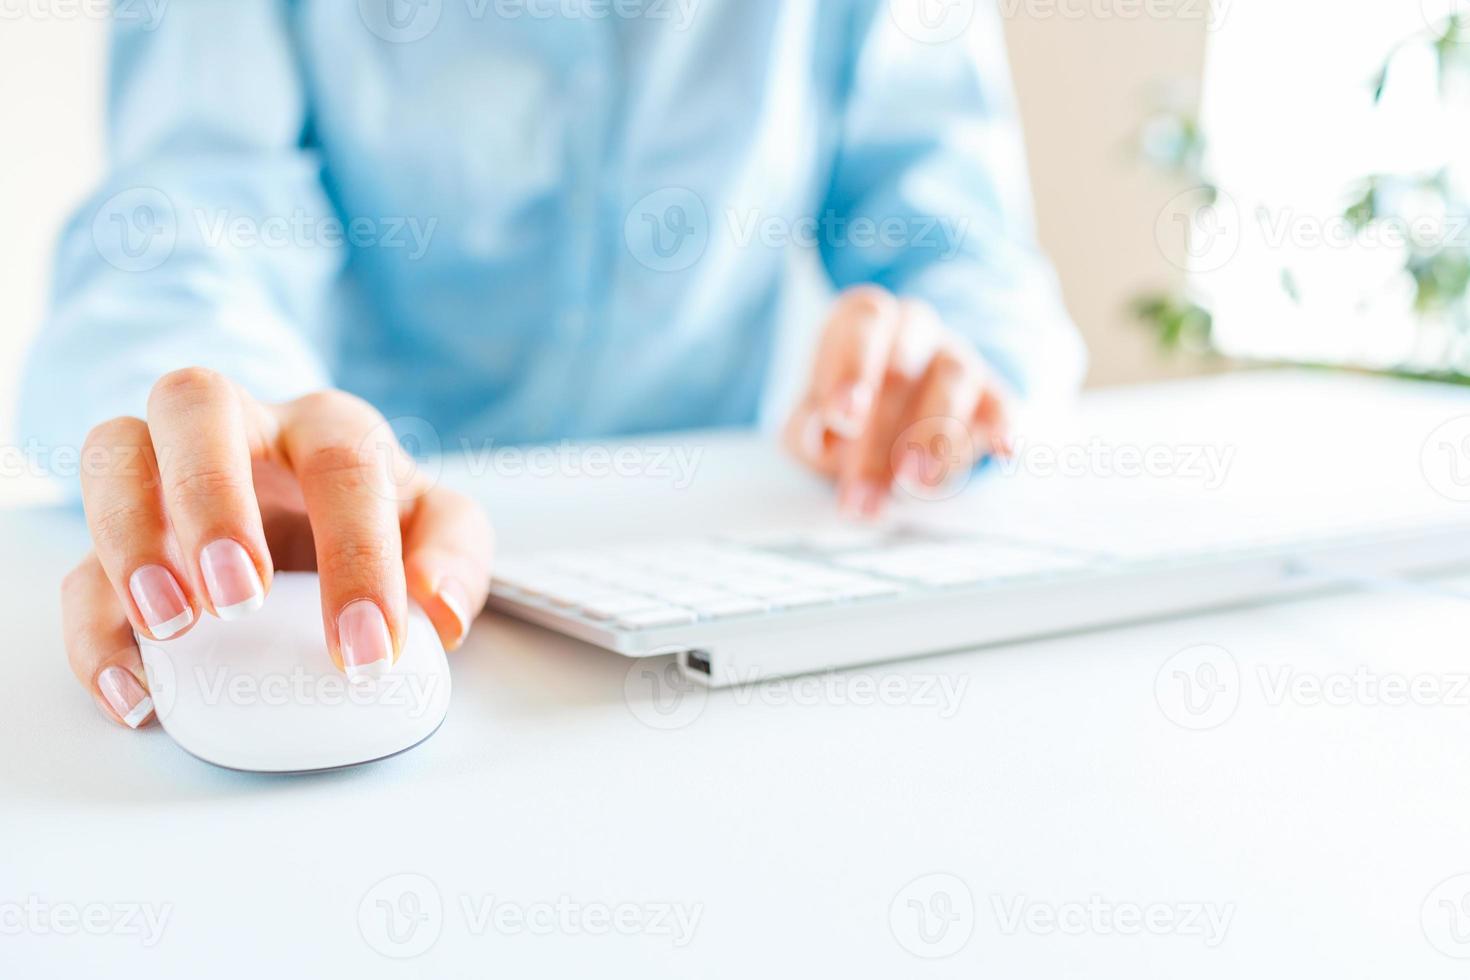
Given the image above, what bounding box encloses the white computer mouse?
[136,572,451,773]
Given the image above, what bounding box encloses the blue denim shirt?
[21,0,1084,458]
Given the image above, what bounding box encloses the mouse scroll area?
[136,572,452,774]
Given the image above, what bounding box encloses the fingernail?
[437,577,474,646]
[338,599,392,682]
[801,411,828,461]
[97,666,153,729]
[839,479,885,520]
[128,565,192,639]
[895,447,924,487]
[825,382,874,439]
[199,538,264,620]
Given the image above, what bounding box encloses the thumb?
[401,487,495,651]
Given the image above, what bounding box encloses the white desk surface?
[6,370,1470,978]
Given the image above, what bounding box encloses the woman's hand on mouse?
[783,285,1015,518]
[62,369,494,728]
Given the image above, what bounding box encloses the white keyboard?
[491,527,1098,632]
[486,520,1470,687]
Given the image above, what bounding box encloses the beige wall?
[1004,4,1215,386]
[0,7,1213,444]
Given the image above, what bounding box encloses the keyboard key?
[724,577,800,598]
[581,595,663,619]
[655,587,736,606]
[615,607,700,630]
[911,567,988,587]
[833,579,905,599]
[687,596,769,619]
[763,590,840,610]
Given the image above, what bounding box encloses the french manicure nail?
[339,599,392,681]
[437,577,474,645]
[839,479,884,520]
[826,382,874,439]
[199,538,264,620]
[896,447,924,487]
[128,564,192,639]
[97,666,153,729]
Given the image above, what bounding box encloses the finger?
[781,394,842,477]
[837,370,916,519]
[972,381,1015,459]
[402,487,494,651]
[62,553,154,729]
[809,286,901,438]
[834,299,947,517]
[890,349,986,496]
[79,416,197,640]
[276,391,422,680]
[146,368,272,620]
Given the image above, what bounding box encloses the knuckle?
[165,463,250,511]
[87,498,146,554]
[299,442,385,489]
[81,417,149,483]
[929,349,968,382]
[840,284,896,319]
[832,286,899,344]
[318,536,398,582]
[293,388,380,422]
[149,366,228,410]
[82,416,144,453]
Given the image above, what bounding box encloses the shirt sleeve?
[18,3,342,471]
[819,0,1087,403]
